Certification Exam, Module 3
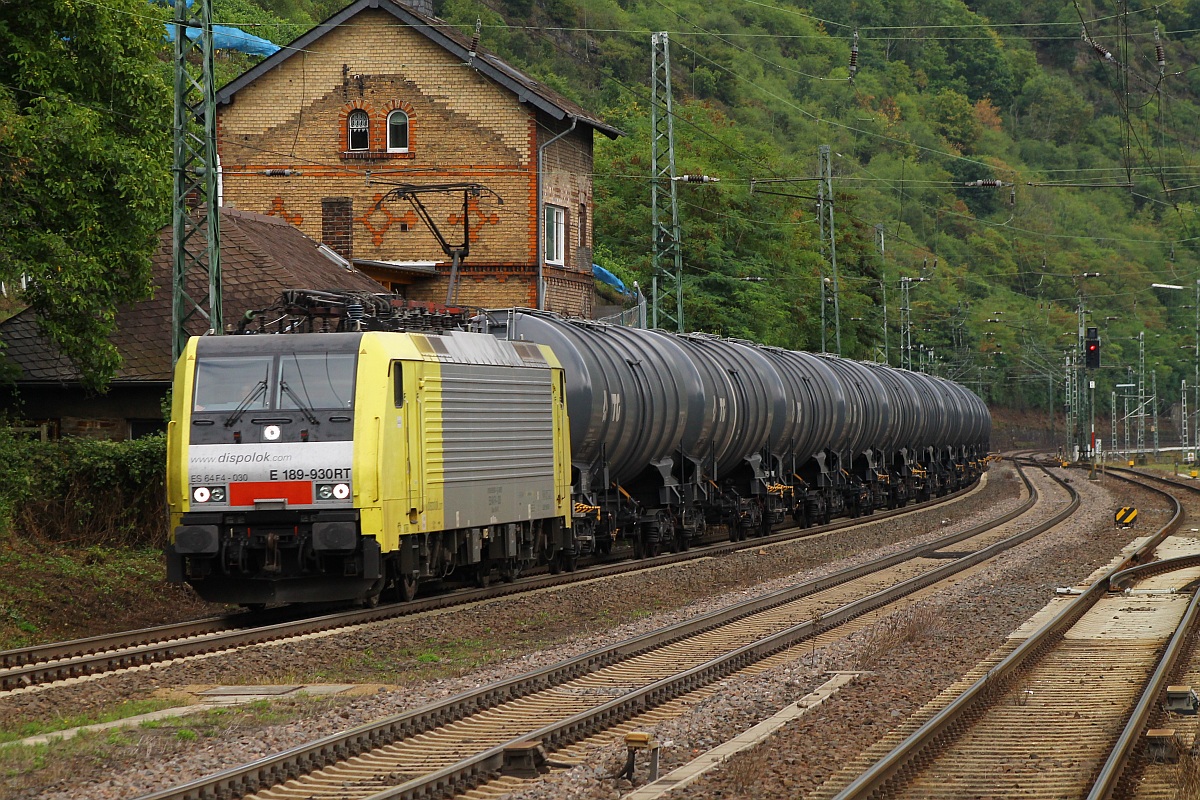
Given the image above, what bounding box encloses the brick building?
[215,0,621,318]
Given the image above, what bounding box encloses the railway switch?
[1167,685,1199,715]
[1145,729,1181,763]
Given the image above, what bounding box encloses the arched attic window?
[348,109,369,151]
[387,110,409,152]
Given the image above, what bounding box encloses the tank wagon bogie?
[165,299,990,606]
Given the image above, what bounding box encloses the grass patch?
[0,532,224,649]
[0,695,348,797]
[0,698,183,744]
[852,605,944,669]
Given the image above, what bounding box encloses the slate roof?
[215,0,622,139]
[0,207,385,385]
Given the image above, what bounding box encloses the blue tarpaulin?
[156,1,280,57]
[164,23,281,57]
[592,264,629,294]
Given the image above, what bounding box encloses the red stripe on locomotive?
[228,481,313,506]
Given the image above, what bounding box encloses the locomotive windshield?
[194,357,272,412]
[193,352,357,412]
[278,354,356,410]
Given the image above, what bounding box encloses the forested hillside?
[4,0,1200,415]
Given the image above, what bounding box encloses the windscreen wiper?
[279,381,320,426]
[224,379,267,428]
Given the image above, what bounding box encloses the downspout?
[536,116,578,310]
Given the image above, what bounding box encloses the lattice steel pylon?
[650,31,683,332]
[172,0,222,362]
[817,145,841,355]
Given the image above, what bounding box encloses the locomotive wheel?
[362,576,385,608]
[398,573,418,602]
[559,549,578,572]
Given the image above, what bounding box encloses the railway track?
[134,459,1074,800]
[0,477,989,695]
[824,464,1200,800]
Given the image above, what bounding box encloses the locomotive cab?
[166,334,373,605]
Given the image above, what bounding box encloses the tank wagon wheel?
[499,561,521,583]
[241,603,267,613]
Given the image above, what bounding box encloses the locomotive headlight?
[209,486,226,503]
[193,486,211,503]
[316,484,334,500]
[333,483,351,500]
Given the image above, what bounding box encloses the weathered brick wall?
[215,8,602,318]
[539,118,594,268]
[59,417,125,441]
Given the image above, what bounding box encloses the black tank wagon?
[483,309,989,560]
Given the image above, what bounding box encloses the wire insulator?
[963,179,1004,187]
[848,30,859,83]
[1083,33,1116,64]
[469,18,481,60]
[1155,26,1166,76]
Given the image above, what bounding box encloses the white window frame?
[386,110,409,153]
[544,204,566,266]
[348,109,369,151]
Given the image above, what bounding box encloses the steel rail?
[831,464,1182,800]
[136,461,1064,800]
[1087,555,1200,800]
[0,476,985,692]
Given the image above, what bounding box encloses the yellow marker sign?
[1115,506,1138,528]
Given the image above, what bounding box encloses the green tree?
[928,89,982,152]
[0,0,172,390]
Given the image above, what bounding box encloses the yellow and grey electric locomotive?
[166,319,573,607]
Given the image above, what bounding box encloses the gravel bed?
[503,468,1171,800]
[7,465,1062,800]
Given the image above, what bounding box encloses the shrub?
[0,431,166,548]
